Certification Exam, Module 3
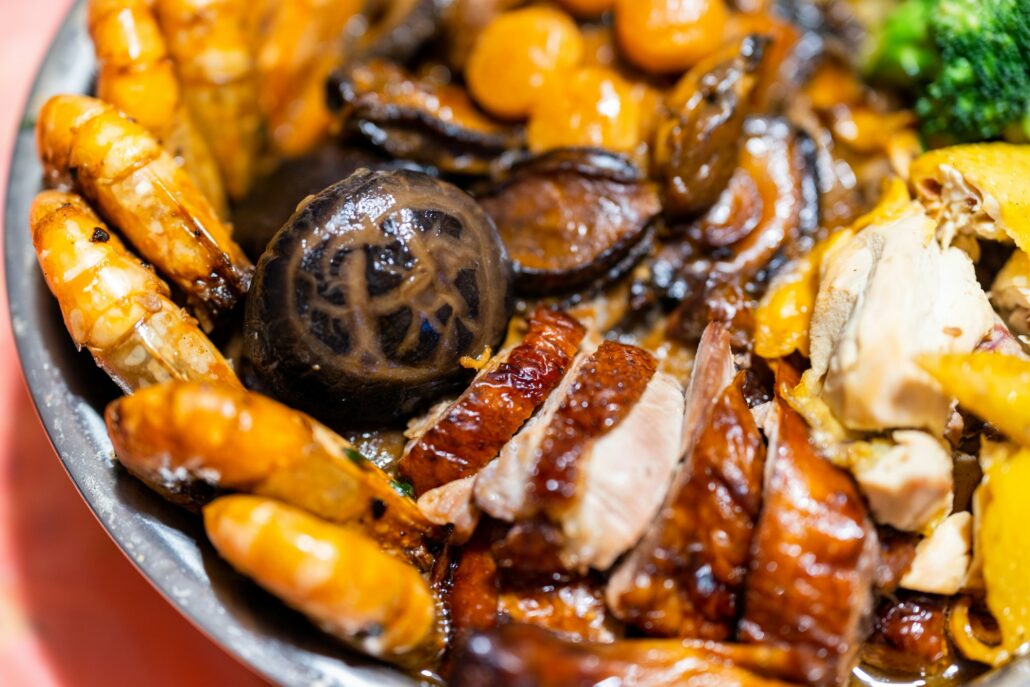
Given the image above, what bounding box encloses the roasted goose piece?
[862,593,952,677]
[451,623,797,687]
[476,340,685,572]
[739,398,878,687]
[106,381,445,571]
[607,370,765,639]
[328,59,523,175]
[479,149,661,296]
[654,34,767,220]
[666,116,819,348]
[399,308,586,495]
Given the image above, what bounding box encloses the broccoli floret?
[868,0,1030,144]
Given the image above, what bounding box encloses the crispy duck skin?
[451,623,798,687]
[739,398,878,687]
[499,577,621,643]
[399,308,585,495]
[529,340,658,510]
[606,371,765,639]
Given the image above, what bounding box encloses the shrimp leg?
[204,495,442,665]
[154,0,264,200]
[88,0,228,216]
[36,94,253,321]
[30,191,239,392]
[104,380,445,570]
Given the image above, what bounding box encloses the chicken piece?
[992,250,1030,337]
[451,623,798,687]
[606,371,764,639]
[809,204,995,434]
[399,308,585,495]
[910,143,1030,252]
[739,400,878,687]
[850,430,953,533]
[477,341,685,572]
[204,495,441,666]
[900,512,972,596]
[863,593,951,676]
[417,476,480,544]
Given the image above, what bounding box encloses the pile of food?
[27,0,1030,684]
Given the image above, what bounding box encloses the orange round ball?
[466,6,585,120]
[555,0,615,18]
[615,0,730,74]
[527,66,642,154]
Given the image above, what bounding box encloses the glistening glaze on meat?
[607,371,765,640]
[399,308,585,495]
[739,398,878,687]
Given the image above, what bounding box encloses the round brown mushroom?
[243,169,513,426]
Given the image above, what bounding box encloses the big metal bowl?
[4,2,1029,686]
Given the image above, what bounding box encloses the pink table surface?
[0,1,268,684]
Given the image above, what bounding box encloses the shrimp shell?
[88,0,228,216]
[256,0,364,155]
[204,495,442,664]
[30,191,239,392]
[154,0,263,199]
[105,380,445,570]
[36,94,253,320]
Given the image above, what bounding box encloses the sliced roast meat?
[451,623,798,687]
[739,399,878,687]
[606,371,765,640]
[498,577,620,643]
[479,149,661,295]
[399,308,585,495]
[417,476,480,544]
[476,340,685,572]
[862,593,952,676]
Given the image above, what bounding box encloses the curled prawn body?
[204,495,442,665]
[104,380,445,570]
[30,191,239,392]
[88,0,228,216]
[36,94,253,320]
[154,0,263,199]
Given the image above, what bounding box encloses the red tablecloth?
[0,2,267,684]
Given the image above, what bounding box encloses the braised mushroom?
[328,59,523,175]
[355,0,444,64]
[478,149,661,295]
[654,34,768,220]
[243,169,513,426]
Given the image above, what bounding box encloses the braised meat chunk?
[399,308,585,495]
[607,370,765,639]
[739,399,878,687]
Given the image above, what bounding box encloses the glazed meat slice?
[476,340,685,572]
[499,577,621,643]
[863,593,952,676]
[606,371,765,639]
[739,399,878,687]
[399,308,585,495]
[451,623,798,687]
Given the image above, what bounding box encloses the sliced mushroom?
[478,149,661,295]
[243,169,513,426]
[665,116,820,348]
[654,35,768,220]
[329,59,524,175]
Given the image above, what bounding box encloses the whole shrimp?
[36,94,253,321]
[204,495,443,665]
[104,380,445,571]
[30,191,239,392]
[88,0,228,216]
[255,0,364,155]
[153,0,263,200]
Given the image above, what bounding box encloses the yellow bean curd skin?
[105,381,443,570]
[204,495,440,662]
[30,191,239,392]
[88,0,228,216]
[36,94,253,318]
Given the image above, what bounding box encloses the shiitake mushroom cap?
[243,169,513,426]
